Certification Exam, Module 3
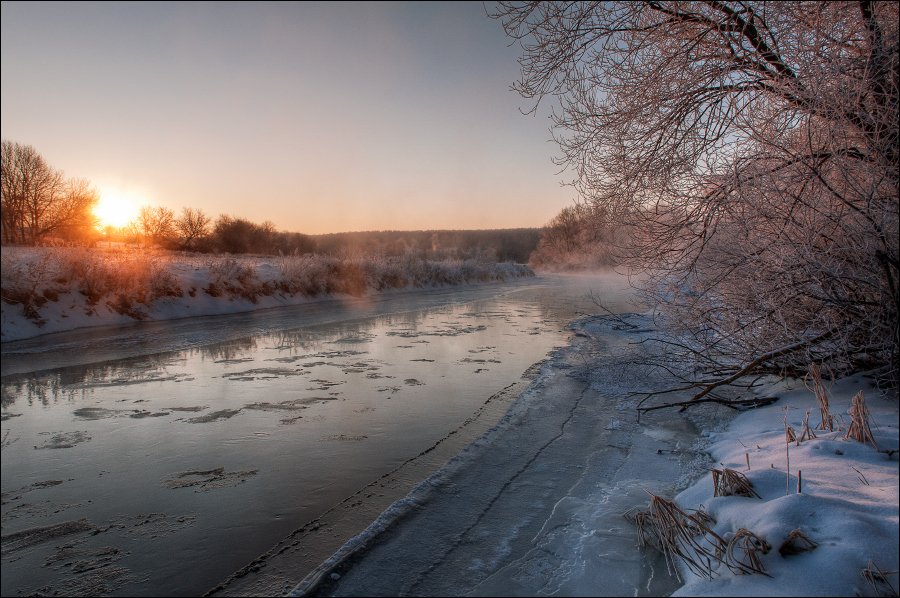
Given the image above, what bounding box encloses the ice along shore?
[286,314,899,598]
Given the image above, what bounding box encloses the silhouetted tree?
[213,215,256,254]
[1,140,98,244]
[137,205,176,247]
[175,207,211,250]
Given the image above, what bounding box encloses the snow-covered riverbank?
[0,246,533,342]
[286,314,899,597]
[673,373,898,597]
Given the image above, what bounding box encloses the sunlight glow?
[93,189,141,229]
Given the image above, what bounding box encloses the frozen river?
[1,273,639,596]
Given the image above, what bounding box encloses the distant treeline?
[136,208,539,263]
[313,229,540,263]
[133,208,540,263]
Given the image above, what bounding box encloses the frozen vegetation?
[669,373,899,597]
[0,246,533,342]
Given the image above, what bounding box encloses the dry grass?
[626,494,775,580]
[778,528,817,556]
[711,468,761,499]
[805,363,835,432]
[625,494,728,581]
[273,252,531,297]
[798,409,818,443]
[862,560,899,597]
[845,391,878,449]
[724,528,771,576]
[1,247,182,320]
[2,246,534,324]
[785,424,797,444]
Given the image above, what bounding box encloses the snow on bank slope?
[672,373,898,596]
[0,247,532,342]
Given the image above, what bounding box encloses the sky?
[0,1,574,234]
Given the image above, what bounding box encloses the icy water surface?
[1,274,638,596]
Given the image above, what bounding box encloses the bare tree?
[543,206,582,255]
[137,205,176,247]
[530,203,622,269]
[49,177,100,242]
[495,1,899,394]
[1,140,98,244]
[175,207,211,250]
[1,140,58,244]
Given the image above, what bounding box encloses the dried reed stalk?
[798,409,817,443]
[862,560,899,597]
[806,363,834,431]
[783,407,793,495]
[785,425,797,443]
[845,391,878,448]
[725,528,771,576]
[625,494,728,581]
[711,468,761,499]
[778,529,817,556]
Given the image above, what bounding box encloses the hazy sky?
[1,1,573,234]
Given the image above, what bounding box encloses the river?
[1,273,639,597]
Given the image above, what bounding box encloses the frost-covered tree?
[495,1,899,394]
[530,204,622,270]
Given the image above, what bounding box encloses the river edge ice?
[288,315,899,598]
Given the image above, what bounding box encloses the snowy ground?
[672,373,899,597]
[287,314,899,597]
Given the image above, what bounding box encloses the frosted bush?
[277,252,335,295]
[55,248,181,305]
[208,257,255,286]
[1,246,185,322]
[1,249,56,320]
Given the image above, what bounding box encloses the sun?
[93,191,140,229]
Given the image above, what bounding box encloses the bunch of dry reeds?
[778,529,817,556]
[711,468,761,499]
[625,494,727,581]
[862,560,899,597]
[724,528,771,576]
[845,391,878,448]
[805,363,835,431]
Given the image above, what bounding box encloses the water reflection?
[1,299,568,409]
[1,273,637,597]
